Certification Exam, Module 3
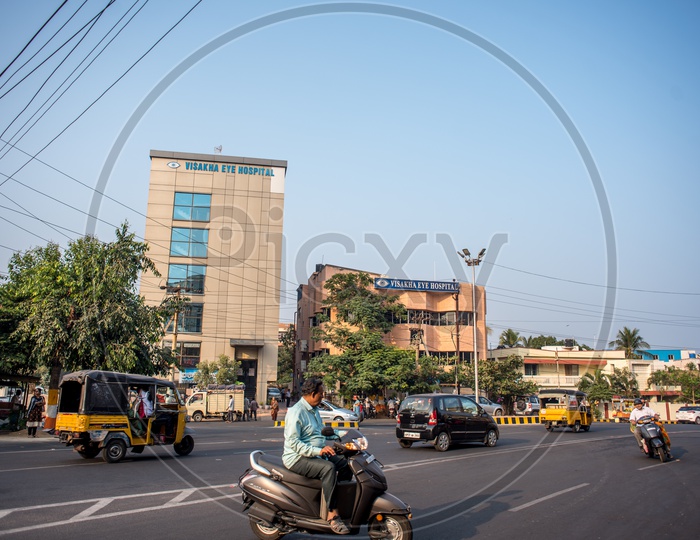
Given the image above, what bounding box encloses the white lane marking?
[638,459,679,471]
[164,488,196,506]
[70,498,113,520]
[509,483,590,512]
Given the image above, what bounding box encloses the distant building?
[488,346,624,390]
[295,264,487,391]
[140,149,287,401]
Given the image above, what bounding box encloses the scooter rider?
[282,377,350,535]
[629,397,673,458]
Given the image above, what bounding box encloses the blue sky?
[0,1,698,353]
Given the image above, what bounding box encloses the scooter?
[238,427,413,539]
[636,415,673,462]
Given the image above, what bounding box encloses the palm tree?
[608,327,650,359]
[499,329,522,348]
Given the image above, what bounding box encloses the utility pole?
[162,285,186,382]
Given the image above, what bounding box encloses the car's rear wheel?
[695,416,700,425]
[434,431,450,452]
[484,429,498,447]
[398,439,413,448]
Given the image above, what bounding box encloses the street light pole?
[453,287,460,394]
[458,248,486,400]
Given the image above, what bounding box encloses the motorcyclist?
[282,377,350,535]
[629,397,672,458]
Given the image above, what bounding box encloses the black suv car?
[395,393,499,451]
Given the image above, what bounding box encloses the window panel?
[167,264,206,294]
[173,192,211,222]
[170,228,208,258]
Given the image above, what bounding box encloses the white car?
[465,395,503,416]
[675,405,700,424]
[317,400,360,422]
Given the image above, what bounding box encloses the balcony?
[526,375,580,388]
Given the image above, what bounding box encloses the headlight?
[345,436,368,451]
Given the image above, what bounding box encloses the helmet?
[633,398,643,405]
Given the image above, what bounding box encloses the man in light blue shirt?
[282,378,349,535]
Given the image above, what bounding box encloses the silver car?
[465,395,504,416]
[317,400,360,422]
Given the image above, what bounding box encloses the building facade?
[140,149,286,401]
[294,264,487,391]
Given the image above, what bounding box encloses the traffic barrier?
[274,421,359,428]
[496,416,540,425]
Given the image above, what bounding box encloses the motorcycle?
[636,415,673,462]
[238,427,413,539]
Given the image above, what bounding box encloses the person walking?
[227,394,235,422]
[249,397,259,421]
[9,389,23,432]
[285,388,291,408]
[270,397,280,422]
[26,388,45,437]
[243,396,250,421]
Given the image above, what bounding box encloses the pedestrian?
[243,396,250,421]
[26,388,45,437]
[8,389,23,431]
[227,394,235,422]
[270,397,279,422]
[285,388,291,407]
[249,397,258,421]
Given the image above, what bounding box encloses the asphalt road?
[1,419,699,539]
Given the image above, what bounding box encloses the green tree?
[608,327,649,359]
[498,329,522,348]
[215,354,241,385]
[4,223,174,428]
[608,366,638,398]
[275,324,295,386]
[648,364,700,403]
[194,360,217,388]
[308,272,406,399]
[578,368,613,403]
[462,355,538,414]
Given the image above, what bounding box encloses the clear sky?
[0,0,698,353]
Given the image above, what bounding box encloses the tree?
[194,360,217,388]
[648,364,700,403]
[275,324,295,386]
[578,368,613,403]
[498,329,522,348]
[308,272,407,399]
[4,223,174,429]
[462,355,538,414]
[215,354,241,385]
[608,366,638,398]
[608,327,649,359]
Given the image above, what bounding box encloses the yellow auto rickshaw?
[539,389,593,433]
[55,370,194,463]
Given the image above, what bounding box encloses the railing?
[525,375,580,387]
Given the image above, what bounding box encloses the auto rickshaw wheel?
[582,425,591,432]
[545,422,553,432]
[78,445,100,459]
[174,434,195,456]
[103,439,127,463]
[572,421,581,433]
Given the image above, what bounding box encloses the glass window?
[173,192,211,222]
[524,364,539,376]
[167,264,206,294]
[166,303,203,334]
[170,228,209,257]
[564,364,579,376]
[460,396,478,414]
[164,341,201,367]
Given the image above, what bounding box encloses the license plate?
[366,454,375,464]
[404,432,420,439]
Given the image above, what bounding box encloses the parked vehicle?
[239,426,412,539]
[675,405,700,424]
[55,370,194,463]
[636,415,673,462]
[267,387,282,404]
[465,395,503,416]
[539,389,592,432]
[514,395,541,415]
[395,393,499,452]
[186,384,244,422]
[317,400,359,423]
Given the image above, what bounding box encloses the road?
[1,419,699,539]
